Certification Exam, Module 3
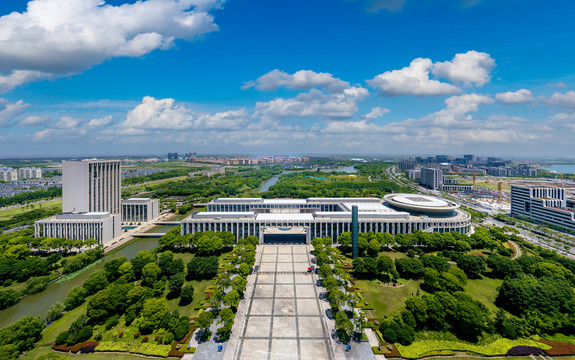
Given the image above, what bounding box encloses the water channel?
[257,165,358,193]
[0,237,162,329]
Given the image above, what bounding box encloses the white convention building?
[181,195,471,244]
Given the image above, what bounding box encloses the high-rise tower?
[63,159,121,214]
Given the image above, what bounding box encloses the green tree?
[456,255,486,279]
[367,239,381,257]
[140,298,169,331]
[338,232,352,247]
[238,263,250,277]
[224,290,240,307]
[118,261,134,281]
[180,285,195,306]
[168,273,185,298]
[64,286,87,310]
[142,262,162,286]
[45,302,65,322]
[83,270,109,295]
[0,290,19,310]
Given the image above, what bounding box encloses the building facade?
[181,196,471,244]
[420,167,444,190]
[63,159,121,214]
[510,185,575,232]
[121,198,159,223]
[0,167,18,182]
[35,159,122,245]
[34,212,121,246]
[18,167,42,179]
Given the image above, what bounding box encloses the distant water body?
[542,164,575,174]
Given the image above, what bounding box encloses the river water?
[542,164,575,174]
[257,165,358,193]
[0,237,161,329]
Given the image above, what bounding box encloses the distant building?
[406,169,421,181]
[398,160,417,171]
[420,167,444,190]
[122,198,159,223]
[0,167,17,182]
[510,185,575,232]
[463,154,475,163]
[200,166,226,177]
[18,167,42,179]
[168,152,179,161]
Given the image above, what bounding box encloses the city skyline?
[1,0,574,156]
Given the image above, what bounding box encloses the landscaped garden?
[313,225,575,358]
[0,227,259,360]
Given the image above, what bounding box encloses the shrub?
[55,331,70,346]
[142,336,149,343]
[125,310,137,325]
[77,325,93,343]
[134,332,140,339]
[507,346,545,356]
[118,332,124,338]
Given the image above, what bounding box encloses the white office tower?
[420,167,444,190]
[63,160,121,213]
[35,159,122,246]
[18,167,43,179]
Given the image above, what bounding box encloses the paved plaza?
[233,245,333,360]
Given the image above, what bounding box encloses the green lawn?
[463,276,503,313]
[0,199,62,220]
[355,279,421,318]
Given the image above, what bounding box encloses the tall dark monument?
[352,205,358,259]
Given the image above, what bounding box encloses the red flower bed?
[51,342,71,352]
[169,342,185,357]
[142,336,148,343]
[205,292,213,300]
[71,341,99,354]
[178,325,197,344]
[385,342,401,358]
[538,339,575,356]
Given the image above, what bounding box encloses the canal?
[0,237,162,329]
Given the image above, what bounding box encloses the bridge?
[153,221,181,225]
[132,232,168,238]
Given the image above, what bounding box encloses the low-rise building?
[181,196,471,244]
[34,212,121,245]
[121,198,160,223]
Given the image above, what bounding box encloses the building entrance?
[261,226,309,244]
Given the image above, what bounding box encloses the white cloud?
[495,89,534,104]
[20,115,47,127]
[0,0,221,93]
[432,51,495,87]
[367,58,460,97]
[255,86,369,120]
[120,96,249,131]
[0,98,29,126]
[88,116,113,127]
[242,69,350,93]
[548,82,568,88]
[54,116,79,129]
[361,106,390,120]
[422,93,493,126]
[546,91,575,108]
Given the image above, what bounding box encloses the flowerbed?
[396,338,551,358]
[537,339,575,356]
[96,341,172,357]
[507,346,545,356]
[71,341,99,354]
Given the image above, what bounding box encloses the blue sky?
[0,0,574,157]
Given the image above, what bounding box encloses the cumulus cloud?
[120,96,249,131]
[20,115,47,127]
[432,51,495,87]
[546,91,575,108]
[361,106,390,120]
[0,98,29,126]
[0,0,221,93]
[255,86,369,120]
[495,89,535,104]
[242,69,350,93]
[421,93,493,126]
[367,58,460,97]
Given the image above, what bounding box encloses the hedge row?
[95,341,172,357]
